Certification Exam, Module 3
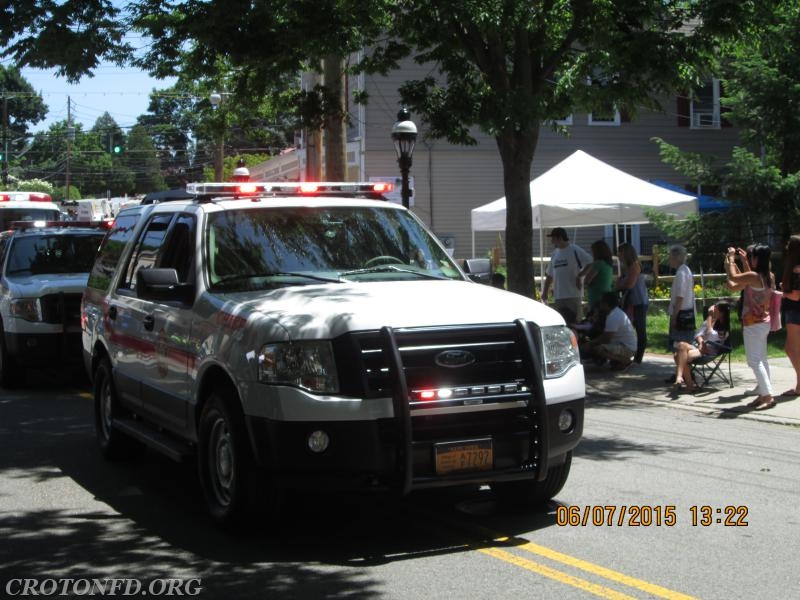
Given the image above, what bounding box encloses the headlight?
[10,298,42,322]
[257,341,339,393]
[540,325,580,378]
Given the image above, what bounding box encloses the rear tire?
[197,389,280,527]
[491,452,572,507]
[94,357,142,459]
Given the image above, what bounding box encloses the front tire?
[94,357,142,459]
[0,321,22,389]
[491,452,572,507]
[198,389,277,526]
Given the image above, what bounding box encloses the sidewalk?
[583,353,800,427]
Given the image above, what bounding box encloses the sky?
[20,64,175,132]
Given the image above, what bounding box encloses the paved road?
[1,369,798,599]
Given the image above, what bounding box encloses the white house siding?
[359,57,742,262]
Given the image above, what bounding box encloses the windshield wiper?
[339,265,448,280]
[215,271,343,285]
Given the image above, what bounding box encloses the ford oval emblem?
[435,349,476,368]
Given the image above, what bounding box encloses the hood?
[5,273,90,296]
[230,280,565,339]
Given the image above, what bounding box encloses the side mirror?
[136,268,194,304]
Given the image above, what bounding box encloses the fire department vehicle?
[0,191,61,230]
[0,221,107,387]
[81,181,585,525]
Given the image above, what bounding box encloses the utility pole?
[65,97,71,199]
[2,92,8,187]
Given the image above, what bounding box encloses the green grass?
[645,309,785,361]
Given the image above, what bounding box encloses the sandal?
[747,396,765,407]
[754,398,776,411]
[780,389,799,397]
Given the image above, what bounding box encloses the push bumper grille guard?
[40,292,79,361]
[379,319,549,495]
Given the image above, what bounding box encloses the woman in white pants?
[725,243,777,410]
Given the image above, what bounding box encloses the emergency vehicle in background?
[75,198,112,222]
[0,220,108,387]
[0,192,61,230]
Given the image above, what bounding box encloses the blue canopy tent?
[651,180,731,212]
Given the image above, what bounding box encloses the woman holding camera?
[780,235,800,398]
[725,243,777,410]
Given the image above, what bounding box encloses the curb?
[583,353,800,428]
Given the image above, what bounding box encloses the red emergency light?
[0,192,53,203]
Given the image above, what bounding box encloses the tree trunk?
[323,54,347,181]
[496,127,539,298]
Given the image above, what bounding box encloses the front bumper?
[246,397,583,492]
[3,330,84,367]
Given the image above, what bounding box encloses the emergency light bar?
[185,181,394,198]
[0,192,54,203]
[8,220,111,230]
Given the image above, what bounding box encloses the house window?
[690,79,720,129]
[588,107,620,126]
[555,115,573,126]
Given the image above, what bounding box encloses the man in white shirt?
[541,227,593,322]
[668,244,695,349]
[580,292,637,370]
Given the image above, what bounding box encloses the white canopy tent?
[470,149,698,256]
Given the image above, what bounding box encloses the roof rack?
[185,181,393,201]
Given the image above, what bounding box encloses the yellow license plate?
[434,440,493,475]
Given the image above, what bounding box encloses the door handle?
[108,305,117,320]
[143,315,155,331]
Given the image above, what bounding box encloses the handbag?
[770,291,783,332]
[676,308,695,331]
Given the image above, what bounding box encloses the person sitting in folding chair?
[671,302,730,392]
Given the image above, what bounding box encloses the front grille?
[345,324,533,408]
[39,293,83,326]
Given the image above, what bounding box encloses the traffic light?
[112,145,123,154]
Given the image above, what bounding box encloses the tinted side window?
[119,213,175,292]
[87,214,140,291]
[156,214,196,284]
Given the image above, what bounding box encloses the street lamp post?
[391,108,417,208]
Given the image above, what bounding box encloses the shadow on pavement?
[0,370,560,598]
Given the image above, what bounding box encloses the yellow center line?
[495,536,699,600]
[479,546,640,600]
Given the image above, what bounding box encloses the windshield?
[5,232,105,276]
[206,206,462,291]
[0,208,61,230]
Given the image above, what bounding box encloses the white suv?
[81,182,585,525]
[0,221,107,387]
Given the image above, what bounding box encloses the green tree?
[1,66,48,183]
[90,113,134,195]
[125,124,167,194]
[2,1,769,295]
[383,1,766,296]
[1,1,130,82]
[652,1,800,263]
[137,84,199,187]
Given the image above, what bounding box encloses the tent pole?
[539,220,544,300]
[472,230,475,258]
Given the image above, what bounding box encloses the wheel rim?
[208,416,234,507]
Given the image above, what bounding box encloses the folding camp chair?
[690,338,734,388]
